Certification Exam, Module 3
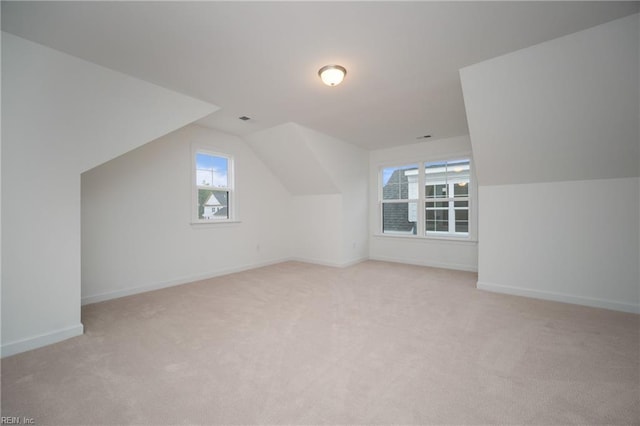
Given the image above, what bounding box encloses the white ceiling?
[2,1,638,150]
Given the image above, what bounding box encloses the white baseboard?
[2,323,84,358]
[81,257,292,305]
[369,255,478,272]
[289,256,369,268]
[82,256,371,306]
[477,281,640,314]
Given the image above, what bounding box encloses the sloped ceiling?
[2,1,638,150]
[460,14,639,186]
[2,32,219,174]
[245,123,340,196]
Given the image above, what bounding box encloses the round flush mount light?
[318,64,347,86]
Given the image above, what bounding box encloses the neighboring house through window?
[194,150,233,222]
[381,164,419,235]
[380,158,471,238]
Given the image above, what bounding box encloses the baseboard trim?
[81,257,292,305]
[1,323,84,358]
[289,256,369,268]
[477,281,640,314]
[369,255,478,272]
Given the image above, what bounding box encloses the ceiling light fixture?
[318,64,347,87]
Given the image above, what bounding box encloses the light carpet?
[2,261,639,425]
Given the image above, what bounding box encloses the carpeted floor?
[1,261,639,425]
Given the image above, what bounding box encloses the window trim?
[191,146,236,225]
[377,156,475,241]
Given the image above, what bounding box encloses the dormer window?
[193,150,234,223]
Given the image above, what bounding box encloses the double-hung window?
[194,150,233,222]
[380,158,471,238]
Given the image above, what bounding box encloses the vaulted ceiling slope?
[461,14,639,186]
[245,123,341,196]
[2,1,638,150]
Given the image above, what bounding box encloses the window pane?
[196,153,228,188]
[382,202,417,235]
[382,165,418,200]
[425,159,469,199]
[455,209,468,233]
[198,189,228,220]
[426,201,449,208]
[425,205,448,233]
[455,221,469,233]
[448,159,470,185]
[454,182,469,197]
[426,184,448,199]
[456,209,468,221]
[425,161,447,183]
[454,200,468,208]
[384,184,400,200]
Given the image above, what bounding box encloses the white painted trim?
[369,255,478,272]
[477,281,640,314]
[289,256,369,268]
[1,323,84,358]
[372,233,478,244]
[83,257,370,306]
[81,257,291,305]
[190,220,242,227]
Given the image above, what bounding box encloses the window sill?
[190,220,242,228]
[373,233,477,244]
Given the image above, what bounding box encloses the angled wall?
[246,123,368,266]
[245,123,339,196]
[81,122,366,309]
[81,125,292,304]
[298,126,369,266]
[1,33,217,356]
[460,14,639,313]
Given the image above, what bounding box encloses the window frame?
[378,157,474,240]
[191,147,236,225]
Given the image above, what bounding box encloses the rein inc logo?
[1,417,34,425]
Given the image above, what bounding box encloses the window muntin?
[194,151,233,222]
[379,158,471,238]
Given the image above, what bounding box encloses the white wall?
[300,126,369,265]
[245,123,340,196]
[1,34,216,356]
[81,124,292,303]
[246,123,369,267]
[289,194,344,266]
[369,135,478,272]
[478,179,639,313]
[1,30,4,353]
[460,15,639,313]
[82,120,369,306]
